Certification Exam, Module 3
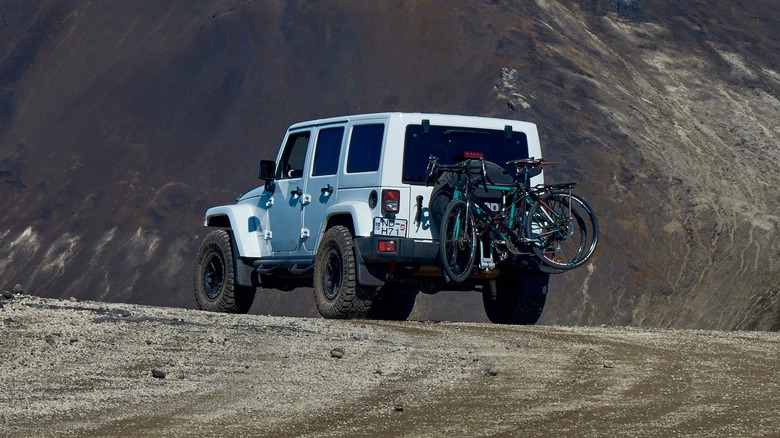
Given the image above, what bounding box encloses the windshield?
[402,123,529,184]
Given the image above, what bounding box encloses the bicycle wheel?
[526,190,598,270]
[439,199,477,282]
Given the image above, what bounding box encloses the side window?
[312,127,344,177]
[346,124,384,173]
[277,131,310,179]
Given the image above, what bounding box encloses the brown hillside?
[1,0,779,330]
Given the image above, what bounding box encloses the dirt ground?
[1,294,779,437]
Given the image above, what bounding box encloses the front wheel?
[439,199,477,282]
[526,190,598,270]
[313,226,376,319]
[194,229,256,313]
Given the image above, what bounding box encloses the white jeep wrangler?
[194,112,551,324]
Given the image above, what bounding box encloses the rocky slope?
[1,0,779,329]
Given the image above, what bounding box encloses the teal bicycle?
[426,155,598,282]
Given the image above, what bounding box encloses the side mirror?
[258,160,276,181]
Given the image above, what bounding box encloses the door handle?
[291,187,302,197]
[321,184,334,195]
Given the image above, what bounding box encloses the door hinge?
[300,228,310,239]
[265,198,274,208]
[301,194,312,205]
[264,230,273,240]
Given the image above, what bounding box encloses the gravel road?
[1,294,779,437]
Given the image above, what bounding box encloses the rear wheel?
[439,199,477,282]
[482,275,548,325]
[368,284,417,321]
[194,229,256,313]
[526,191,597,270]
[314,226,376,319]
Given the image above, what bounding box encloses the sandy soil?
[1,294,779,437]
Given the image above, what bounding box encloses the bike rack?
[478,239,495,271]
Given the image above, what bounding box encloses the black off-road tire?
[368,284,418,321]
[482,275,548,325]
[194,229,256,313]
[314,226,376,319]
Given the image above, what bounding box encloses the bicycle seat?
[507,157,543,167]
[507,157,558,168]
[545,182,577,190]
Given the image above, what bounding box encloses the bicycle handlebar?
[426,155,494,189]
[426,155,557,188]
[427,155,489,174]
[424,155,440,186]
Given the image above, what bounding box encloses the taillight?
[377,240,397,253]
[381,189,400,213]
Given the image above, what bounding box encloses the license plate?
[373,217,407,237]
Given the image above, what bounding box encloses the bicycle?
[426,155,598,282]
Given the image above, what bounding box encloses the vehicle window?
[312,127,344,176]
[347,124,384,173]
[277,131,310,179]
[402,124,529,184]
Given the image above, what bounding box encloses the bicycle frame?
[443,159,574,261]
[428,154,596,276]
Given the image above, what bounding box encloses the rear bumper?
[352,236,553,288]
[355,236,438,264]
[353,236,438,286]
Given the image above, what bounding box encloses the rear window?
[402,124,529,184]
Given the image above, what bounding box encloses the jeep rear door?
[300,125,345,253]
[401,121,534,241]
